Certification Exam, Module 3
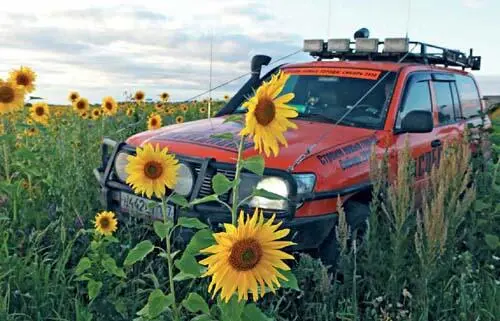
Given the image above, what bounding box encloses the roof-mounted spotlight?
[383,38,409,53]
[303,39,325,53]
[327,38,351,52]
[355,38,379,53]
[354,28,370,39]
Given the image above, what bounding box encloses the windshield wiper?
[299,113,356,127]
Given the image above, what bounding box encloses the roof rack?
[303,38,481,70]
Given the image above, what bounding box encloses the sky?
[1,0,499,104]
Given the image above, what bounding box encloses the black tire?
[318,201,370,269]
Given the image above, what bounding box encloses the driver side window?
[395,80,433,129]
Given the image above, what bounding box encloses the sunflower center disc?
[71,94,78,100]
[144,161,163,179]
[99,217,110,228]
[16,74,30,86]
[35,107,45,116]
[105,102,113,110]
[77,101,85,109]
[255,98,276,126]
[229,239,263,271]
[151,119,157,126]
[0,86,15,103]
[136,93,144,100]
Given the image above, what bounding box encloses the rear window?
[455,74,481,118]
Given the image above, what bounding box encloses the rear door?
[431,73,464,151]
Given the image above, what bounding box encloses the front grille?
[194,166,236,203]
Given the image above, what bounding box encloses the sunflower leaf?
[191,315,215,321]
[223,114,244,124]
[173,271,197,282]
[147,289,173,318]
[170,194,189,208]
[175,254,203,277]
[182,292,210,314]
[88,280,102,300]
[177,217,208,230]
[184,229,215,256]
[210,132,234,140]
[124,240,155,266]
[212,173,233,195]
[278,269,299,290]
[484,234,499,250]
[189,194,219,206]
[252,188,287,201]
[101,257,125,278]
[242,303,273,321]
[242,156,265,176]
[75,257,91,276]
[153,221,172,240]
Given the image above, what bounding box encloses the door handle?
[431,139,441,148]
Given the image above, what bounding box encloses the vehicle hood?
[126,116,377,169]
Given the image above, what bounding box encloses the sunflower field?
[1,67,499,321]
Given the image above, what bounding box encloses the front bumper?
[93,138,337,250]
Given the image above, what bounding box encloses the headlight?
[174,163,194,196]
[249,177,289,210]
[114,152,129,182]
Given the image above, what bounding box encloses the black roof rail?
[306,40,481,71]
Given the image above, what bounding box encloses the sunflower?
[101,96,118,116]
[80,111,89,119]
[167,107,175,115]
[155,102,164,112]
[199,107,207,114]
[160,92,170,102]
[26,118,34,125]
[200,208,295,302]
[147,113,162,130]
[126,107,134,117]
[94,211,118,236]
[224,94,230,100]
[239,71,298,157]
[134,90,145,103]
[175,115,184,124]
[73,97,89,114]
[125,143,180,199]
[9,66,37,93]
[91,108,102,120]
[0,80,25,114]
[25,127,38,137]
[180,104,189,113]
[68,91,80,103]
[29,102,50,125]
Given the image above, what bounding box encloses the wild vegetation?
[0,67,499,321]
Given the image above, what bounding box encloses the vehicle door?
[393,72,440,181]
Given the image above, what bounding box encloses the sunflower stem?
[161,198,180,321]
[2,143,11,184]
[231,135,245,225]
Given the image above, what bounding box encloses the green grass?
[0,103,499,321]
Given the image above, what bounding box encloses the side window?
[450,82,462,119]
[396,80,432,129]
[456,75,481,118]
[433,81,455,125]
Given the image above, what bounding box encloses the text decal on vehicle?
[285,68,381,80]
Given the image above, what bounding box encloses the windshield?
[235,68,397,129]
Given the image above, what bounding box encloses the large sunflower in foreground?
[101,96,118,116]
[147,113,162,130]
[125,143,180,199]
[200,208,295,302]
[73,97,89,114]
[0,80,25,114]
[68,91,80,103]
[240,71,298,157]
[29,102,50,125]
[94,211,118,236]
[9,66,37,93]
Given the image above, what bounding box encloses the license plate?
[120,192,174,220]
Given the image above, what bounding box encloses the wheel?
[318,201,370,269]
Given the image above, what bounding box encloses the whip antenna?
[405,0,412,38]
[208,29,214,120]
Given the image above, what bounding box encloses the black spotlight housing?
[354,28,370,39]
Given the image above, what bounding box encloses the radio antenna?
[208,29,214,120]
[327,0,332,38]
[405,0,412,38]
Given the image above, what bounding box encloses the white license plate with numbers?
[120,193,174,220]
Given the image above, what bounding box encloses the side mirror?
[400,110,434,133]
